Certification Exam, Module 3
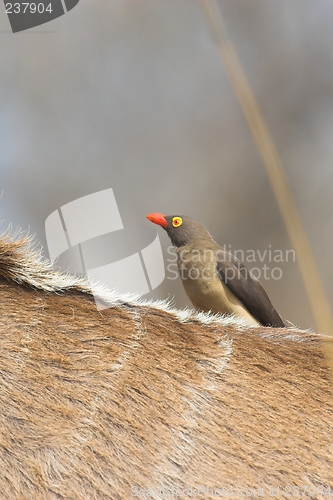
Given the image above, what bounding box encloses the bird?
[146,213,285,327]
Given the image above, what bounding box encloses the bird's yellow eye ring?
[172,217,183,228]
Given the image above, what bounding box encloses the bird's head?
[146,213,213,247]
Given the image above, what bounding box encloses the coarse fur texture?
[0,232,332,499]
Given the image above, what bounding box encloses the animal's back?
[0,235,332,499]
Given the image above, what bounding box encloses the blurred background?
[1,0,333,330]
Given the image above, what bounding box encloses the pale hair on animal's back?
[0,229,256,328]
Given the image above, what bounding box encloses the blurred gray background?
[1,0,333,330]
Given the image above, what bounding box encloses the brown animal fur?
[0,233,332,499]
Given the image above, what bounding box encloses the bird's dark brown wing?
[216,253,285,327]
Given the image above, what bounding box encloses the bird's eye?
[172,217,183,227]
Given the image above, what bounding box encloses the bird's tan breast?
[176,247,259,326]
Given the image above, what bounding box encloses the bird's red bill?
[146,213,168,228]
